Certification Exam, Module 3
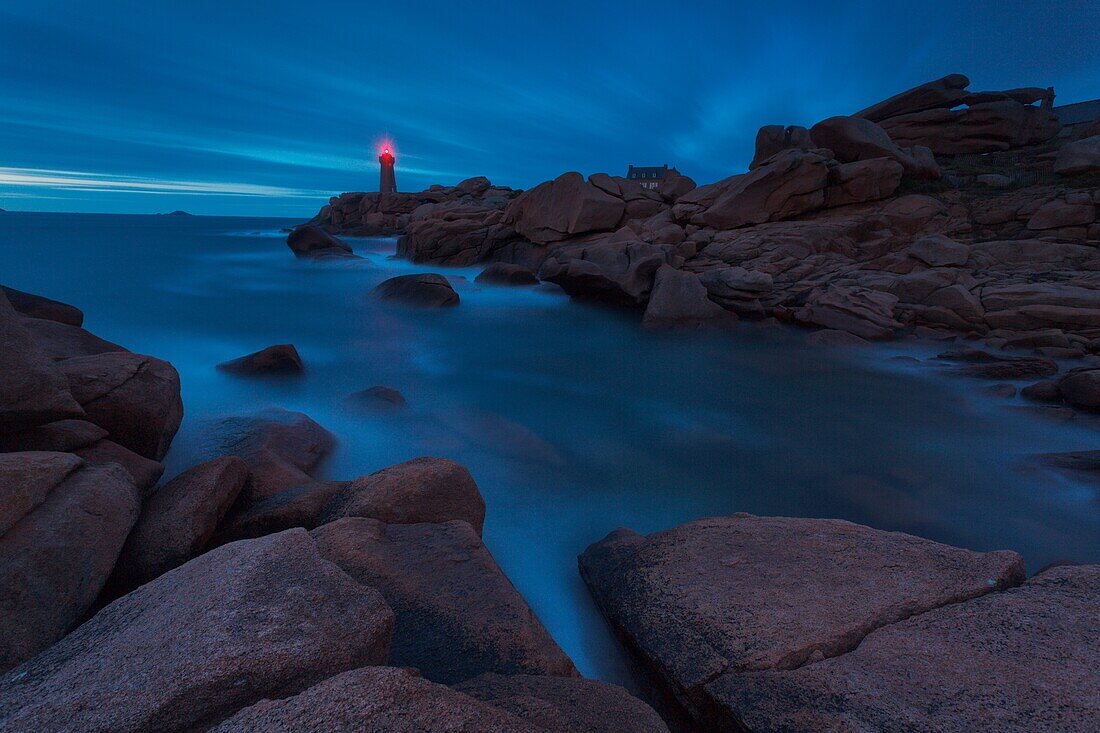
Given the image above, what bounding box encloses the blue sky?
[1,1,1098,216]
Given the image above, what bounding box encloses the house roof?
[1054,99,1100,126]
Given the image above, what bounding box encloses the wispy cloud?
[0,167,328,198]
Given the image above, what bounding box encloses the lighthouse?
[379,147,397,194]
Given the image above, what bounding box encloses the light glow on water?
[2,212,1099,684]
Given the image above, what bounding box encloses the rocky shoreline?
[0,71,1097,733]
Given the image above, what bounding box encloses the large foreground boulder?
[313,518,577,683]
[579,514,1025,728]
[455,673,670,733]
[212,667,544,732]
[59,351,183,461]
[714,564,1099,733]
[369,273,460,307]
[503,172,625,244]
[0,290,84,432]
[106,456,250,594]
[0,529,394,733]
[0,458,139,670]
[286,225,355,259]
[196,408,336,506]
[321,456,486,535]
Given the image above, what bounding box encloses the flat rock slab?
[713,564,1100,733]
[212,667,544,732]
[313,517,578,684]
[579,514,1025,723]
[0,529,393,733]
[454,672,670,733]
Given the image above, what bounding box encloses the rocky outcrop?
[19,316,128,360]
[502,172,626,244]
[454,673,671,733]
[106,456,250,594]
[0,457,139,670]
[320,456,486,535]
[809,115,940,178]
[1,286,83,326]
[209,480,348,547]
[59,351,183,461]
[0,290,84,432]
[314,517,577,683]
[212,667,545,733]
[0,529,394,733]
[539,239,675,306]
[286,225,356,259]
[642,265,736,329]
[579,514,1025,729]
[857,75,1059,155]
[714,564,1099,733]
[369,273,460,307]
[195,408,336,506]
[217,343,304,375]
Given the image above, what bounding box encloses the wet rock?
[1057,367,1100,409]
[196,408,336,506]
[539,239,672,306]
[369,273,460,307]
[314,518,577,683]
[642,265,736,329]
[454,673,671,733]
[476,262,539,285]
[936,348,1058,380]
[19,317,127,360]
[0,459,139,670]
[59,351,183,461]
[1,286,83,326]
[1021,379,1062,403]
[0,418,106,453]
[217,344,304,375]
[908,233,970,266]
[579,514,1025,727]
[502,172,625,244]
[212,667,543,733]
[0,290,84,432]
[698,266,773,315]
[209,480,348,547]
[321,456,486,535]
[795,285,902,340]
[804,329,870,347]
[286,225,355,259]
[715,565,1099,733]
[345,385,409,410]
[106,456,250,594]
[983,382,1017,398]
[0,529,394,733]
[1053,135,1100,176]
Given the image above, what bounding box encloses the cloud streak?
[0,167,328,198]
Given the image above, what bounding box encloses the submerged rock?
[314,518,577,683]
[369,273,460,307]
[0,529,394,733]
[476,262,539,285]
[286,225,356,259]
[217,343,304,375]
[345,385,408,410]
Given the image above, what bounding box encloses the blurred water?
[2,212,1099,684]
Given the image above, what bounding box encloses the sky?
[1,1,1098,217]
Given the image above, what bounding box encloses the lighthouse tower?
[379,147,397,194]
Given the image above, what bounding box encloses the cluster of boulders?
[0,284,670,731]
[301,74,1100,363]
[309,176,522,236]
[580,514,1098,732]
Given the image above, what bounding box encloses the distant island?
[156,210,193,217]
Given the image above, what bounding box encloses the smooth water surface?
[3,212,1099,684]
